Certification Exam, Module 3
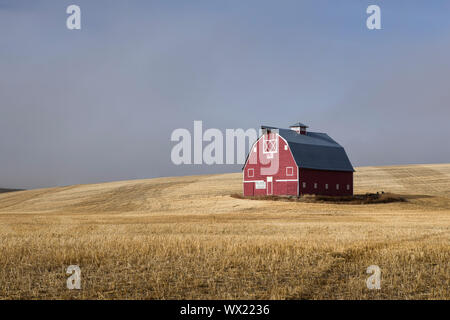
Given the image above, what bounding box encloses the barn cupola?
[290,122,308,135]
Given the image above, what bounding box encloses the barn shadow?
[230,192,433,205]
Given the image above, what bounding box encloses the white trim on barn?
[242,132,300,169]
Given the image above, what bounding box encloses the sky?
[1,0,450,189]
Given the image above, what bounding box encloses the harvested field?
[0,164,449,299]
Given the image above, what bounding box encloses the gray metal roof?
[290,122,308,128]
[260,126,354,172]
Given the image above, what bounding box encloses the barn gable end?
[243,131,298,196]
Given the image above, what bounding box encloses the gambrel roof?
[260,126,355,172]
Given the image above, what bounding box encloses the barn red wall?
[243,133,298,196]
[299,169,353,196]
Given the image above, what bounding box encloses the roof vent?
[290,122,308,135]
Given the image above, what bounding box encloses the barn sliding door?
[266,177,273,195]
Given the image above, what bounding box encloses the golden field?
[0,164,449,299]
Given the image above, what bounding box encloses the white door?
[267,176,273,195]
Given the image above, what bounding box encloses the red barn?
[243,122,354,196]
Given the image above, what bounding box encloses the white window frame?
[325,184,328,190]
[336,184,339,190]
[286,167,293,176]
[248,168,254,178]
[262,137,278,154]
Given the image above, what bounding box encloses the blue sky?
[1,0,450,188]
